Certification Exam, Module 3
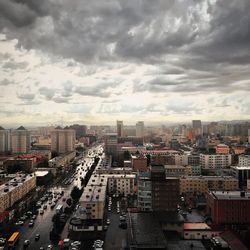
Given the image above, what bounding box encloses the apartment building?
[164,165,192,177]
[231,155,250,189]
[79,174,108,221]
[51,127,75,154]
[180,176,238,194]
[11,126,30,154]
[107,174,135,196]
[0,127,11,154]
[0,173,36,212]
[200,154,232,169]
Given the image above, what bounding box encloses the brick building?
[206,191,250,225]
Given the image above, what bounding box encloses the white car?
[106,219,110,225]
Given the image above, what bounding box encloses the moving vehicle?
[35,234,40,241]
[23,239,30,247]
[7,232,20,248]
[55,204,63,214]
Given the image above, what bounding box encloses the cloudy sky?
[1,0,250,126]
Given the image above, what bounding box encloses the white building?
[107,174,135,196]
[200,154,232,169]
[239,155,250,167]
[0,173,36,212]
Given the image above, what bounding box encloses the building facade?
[180,176,238,194]
[107,174,135,196]
[200,154,232,169]
[0,173,36,212]
[0,127,11,154]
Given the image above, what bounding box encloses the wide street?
[7,145,102,250]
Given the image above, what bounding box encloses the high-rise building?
[138,165,179,212]
[0,126,11,154]
[51,127,75,154]
[192,120,202,137]
[116,121,124,137]
[68,124,87,140]
[136,121,144,137]
[104,133,118,160]
[11,126,30,154]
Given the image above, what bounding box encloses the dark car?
[35,234,40,241]
[119,222,127,229]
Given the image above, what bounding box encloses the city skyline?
[1,0,250,126]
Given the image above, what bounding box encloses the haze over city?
[1,0,250,126]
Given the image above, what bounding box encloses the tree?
[146,154,151,166]
[124,151,131,160]
[51,150,59,158]
[70,186,83,201]
[66,198,72,207]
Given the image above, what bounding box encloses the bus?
[8,232,20,248]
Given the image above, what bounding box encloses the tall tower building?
[0,126,11,154]
[192,120,202,137]
[51,127,76,154]
[104,133,118,160]
[116,121,124,137]
[11,126,30,154]
[136,121,144,137]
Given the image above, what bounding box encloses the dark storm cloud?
[0,0,37,28]
[1,0,250,96]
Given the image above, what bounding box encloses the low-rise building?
[48,151,76,168]
[215,144,230,154]
[164,165,192,177]
[131,154,147,172]
[180,176,238,194]
[206,191,250,225]
[107,174,135,196]
[0,173,36,212]
[200,154,232,169]
[183,223,218,240]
